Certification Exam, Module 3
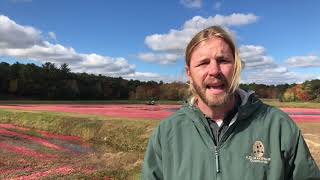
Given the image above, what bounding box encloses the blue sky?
[0,0,319,84]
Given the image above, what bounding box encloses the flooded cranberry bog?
[0,104,319,179]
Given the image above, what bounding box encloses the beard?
[191,74,232,108]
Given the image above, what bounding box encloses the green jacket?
[142,89,319,180]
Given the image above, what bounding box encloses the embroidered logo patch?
[253,141,264,157]
[246,141,271,164]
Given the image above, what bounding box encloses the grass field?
[262,99,320,109]
[296,122,320,165]
[0,100,319,179]
[0,109,159,179]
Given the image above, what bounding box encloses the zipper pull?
[215,147,220,173]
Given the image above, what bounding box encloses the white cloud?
[240,45,275,69]
[144,14,258,55]
[180,0,202,8]
[0,15,44,48]
[238,44,318,85]
[286,55,320,67]
[71,54,135,76]
[123,72,163,81]
[137,52,181,64]
[145,29,194,54]
[182,13,258,31]
[0,15,176,82]
[122,72,178,82]
[0,15,138,77]
[261,67,288,74]
[0,41,81,64]
[241,70,318,85]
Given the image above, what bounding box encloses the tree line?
[0,61,319,102]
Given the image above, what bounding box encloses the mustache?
[203,74,228,85]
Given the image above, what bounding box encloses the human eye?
[217,57,231,64]
[196,59,209,67]
[220,59,229,64]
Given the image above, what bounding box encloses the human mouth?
[206,82,225,94]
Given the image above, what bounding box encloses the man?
[142,26,319,180]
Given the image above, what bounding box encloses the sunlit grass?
[0,109,160,179]
[262,99,320,108]
[0,100,319,178]
[0,109,159,152]
[297,122,320,166]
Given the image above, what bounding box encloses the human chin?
[204,91,229,107]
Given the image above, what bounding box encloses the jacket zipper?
[215,144,222,180]
[215,146,220,173]
[197,113,227,179]
[214,120,240,180]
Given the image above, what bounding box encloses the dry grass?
[0,108,159,179]
[297,122,320,166]
[0,106,318,178]
[262,99,320,109]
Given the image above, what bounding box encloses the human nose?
[207,60,220,76]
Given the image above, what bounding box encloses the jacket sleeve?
[287,130,320,179]
[141,127,164,180]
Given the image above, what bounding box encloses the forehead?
[191,37,233,58]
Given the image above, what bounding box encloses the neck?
[197,94,235,120]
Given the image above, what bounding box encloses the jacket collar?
[236,89,263,120]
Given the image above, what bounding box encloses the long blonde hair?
[185,26,243,102]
